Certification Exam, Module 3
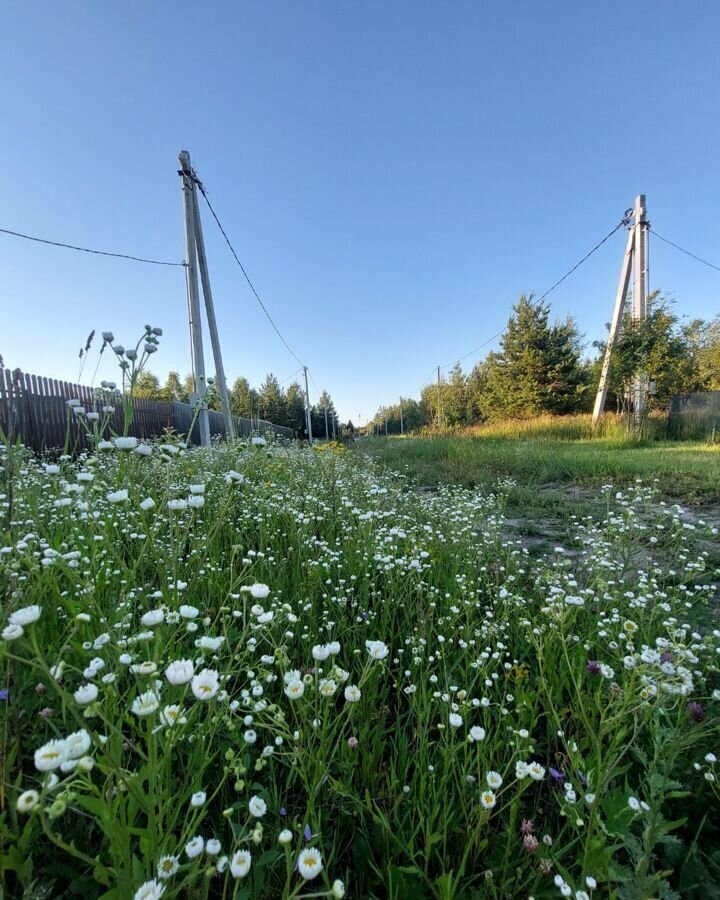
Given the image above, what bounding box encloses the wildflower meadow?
[2,406,720,898]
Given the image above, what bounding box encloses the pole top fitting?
[634,194,647,220]
[178,150,192,171]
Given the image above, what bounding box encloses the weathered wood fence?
[0,369,294,452]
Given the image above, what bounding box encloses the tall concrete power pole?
[178,151,211,447]
[191,182,234,439]
[592,195,649,429]
[303,366,313,444]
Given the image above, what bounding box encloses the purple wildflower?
[523,834,539,854]
[688,701,706,723]
[279,807,286,818]
[0,689,8,702]
[586,660,601,675]
[304,824,312,843]
[549,767,566,786]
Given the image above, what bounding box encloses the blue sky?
[1,1,718,423]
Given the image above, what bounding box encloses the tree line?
[372,293,720,433]
[132,371,341,440]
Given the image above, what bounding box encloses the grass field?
[359,416,720,545]
[2,427,720,899]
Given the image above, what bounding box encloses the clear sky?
[1,1,719,423]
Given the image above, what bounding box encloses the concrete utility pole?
[592,227,634,426]
[178,151,210,447]
[303,366,313,444]
[400,396,404,435]
[631,194,649,427]
[436,366,442,428]
[190,182,234,439]
[592,195,649,428]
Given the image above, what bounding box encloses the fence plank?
[5,371,296,451]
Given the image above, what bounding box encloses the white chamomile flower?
[248,795,267,817]
[165,659,194,685]
[185,836,204,858]
[16,789,40,813]
[297,847,323,880]
[8,605,41,626]
[230,849,252,878]
[157,855,179,879]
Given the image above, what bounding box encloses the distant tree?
[258,374,285,424]
[480,295,586,419]
[160,371,187,402]
[229,377,253,418]
[685,315,720,390]
[420,379,449,428]
[444,364,473,426]
[284,382,307,435]
[134,371,161,399]
[467,360,490,421]
[594,293,700,410]
[182,374,196,402]
[315,390,339,438]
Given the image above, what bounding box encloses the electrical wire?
[193,178,306,368]
[309,371,323,400]
[0,226,186,267]
[411,365,440,400]
[279,366,304,386]
[650,228,720,274]
[438,210,633,371]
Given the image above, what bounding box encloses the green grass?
[2,436,720,899]
[358,416,720,555]
[360,416,720,504]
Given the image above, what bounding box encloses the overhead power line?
[439,210,633,371]
[193,177,306,368]
[279,366,304,386]
[411,365,439,400]
[0,226,186,267]
[309,371,322,399]
[650,228,720,274]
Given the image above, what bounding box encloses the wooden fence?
[0,369,294,452]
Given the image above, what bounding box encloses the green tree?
[284,382,307,435]
[685,315,720,390]
[134,371,161,399]
[480,295,586,419]
[229,377,253,418]
[467,360,490,422]
[444,364,472,426]
[595,293,700,410]
[420,379,449,428]
[182,374,196,402]
[159,371,187,402]
[258,374,285,424]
